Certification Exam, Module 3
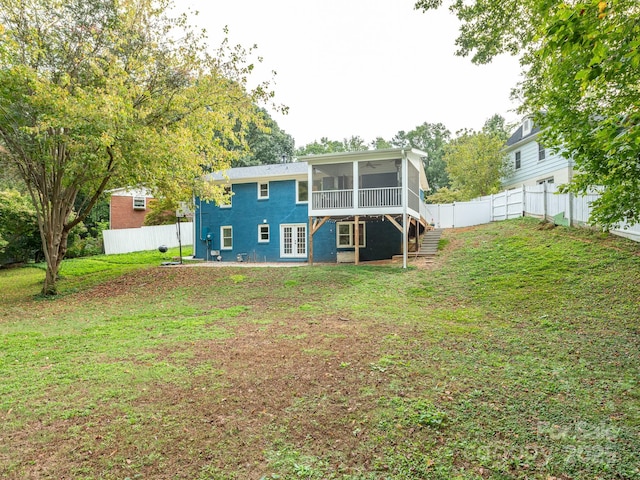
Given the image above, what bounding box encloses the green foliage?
[415,0,640,227]
[144,198,178,226]
[424,186,465,204]
[442,129,510,200]
[0,0,277,293]
[233,107,295,166]
[0,189,42,264]
[370,137,393,149]
[528,0,640,228]
[391,122,451,191]
[296,135,368,156]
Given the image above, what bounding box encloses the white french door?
[280,224,307,258]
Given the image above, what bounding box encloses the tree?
[0,190,42,265]
[439,128,510,201]
[371,137,392,150]
[295,136,368,156]
[391,122,451,192]
[424,186,465,204]
[482,114,511,143]
[415,0,640,227]
[0,0,276,294]
[233,107,295,167]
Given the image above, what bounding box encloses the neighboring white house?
[502,117,574,189]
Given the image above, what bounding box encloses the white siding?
[503,136,573,189]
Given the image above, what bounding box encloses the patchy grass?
[0,219,638,479]
[0,246,192,302]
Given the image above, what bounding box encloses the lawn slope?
[0,218,638,479]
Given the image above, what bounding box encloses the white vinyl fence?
[103,222,193,255]
[425,185,640,242]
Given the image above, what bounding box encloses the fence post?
[568,192,573,227]
[452,202,455,228]
[490,193,494,221]
[521,185,526,217]
[543,182,547,221]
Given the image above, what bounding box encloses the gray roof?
[506,123,541,147]
[205,161,308,182]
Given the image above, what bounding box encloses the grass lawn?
[0,218,638,479]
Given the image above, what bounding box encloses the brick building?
[108,188,154,229]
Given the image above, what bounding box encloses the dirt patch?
[5,268,410,479]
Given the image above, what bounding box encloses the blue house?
[193,148,430,266]
[502,117,574,189]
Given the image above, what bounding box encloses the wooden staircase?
[414,228,443,259]
[393,228,443,262]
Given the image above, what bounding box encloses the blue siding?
[323,219,403,261]
[195,178,405,263]
[195,179,336,263]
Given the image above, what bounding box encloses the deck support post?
[354,215,360,265]
[308,216,314,265]
[402,213,408,269]
[308,216,331,265]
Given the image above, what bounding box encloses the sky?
[180,0,524,148]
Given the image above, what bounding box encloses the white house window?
[515,151,521,170]
[537,177,554,185]
[522,118,533,136]
[221,226,233,249]
[133,196,146,210]
[258,182,269,199]
[538,142,546,161]
[296,180,308,203]
[336,221,365,248]
[258,224,270,243]
[220,185,232,208]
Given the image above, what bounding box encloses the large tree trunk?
[41,223,70,296]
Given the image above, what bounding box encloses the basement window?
[336,221,365,248]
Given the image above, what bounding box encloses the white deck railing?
[312,187,405,210]
[359,187,402,208]
[312,189,354,209]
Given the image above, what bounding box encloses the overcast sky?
[181,0,523,147]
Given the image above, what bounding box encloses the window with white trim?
[221,226,233,249]
[537,177,554,185]
[133,196,146,210]
[515,151,521,170]
[220,186,232,208]
[296,180,308,203]
[523,118,533,136]
[336,221,365,248]
[258,182,269,200]
[538,142,546,161]
[258,224,270,243]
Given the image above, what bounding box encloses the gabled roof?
[506,123,541,147]
[205,162,308,183]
